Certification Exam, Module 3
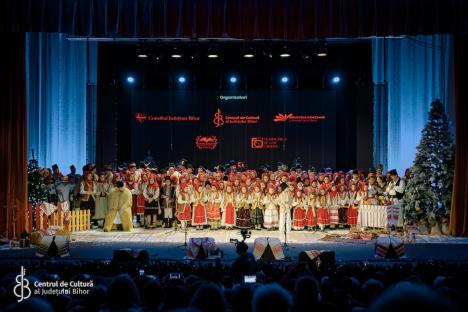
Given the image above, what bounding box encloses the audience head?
[236,242,249,255]
[106,274,140,310]
[252,283,293,312]
[190,282,228,312]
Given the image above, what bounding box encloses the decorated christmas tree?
[28,157,48,229]
[403,100,455,229]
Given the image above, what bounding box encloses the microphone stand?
[283,211,289,247]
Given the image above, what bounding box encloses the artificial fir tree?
[403,100,455,230]
[27,157,48,230]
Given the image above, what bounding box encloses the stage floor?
[2,228,468,262]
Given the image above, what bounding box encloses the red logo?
[213,109,224,127]
[251,137,264,149]
[273,113,293,122]
[135,113,148,123]
[251,137,287,149]
[196,136,218,149]
[273,113,326,123]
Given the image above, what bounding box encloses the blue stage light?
[332,76,341,84]
[126,76,135,83]
[229,76,237,84]
[178,76,186,84]
[281,76,289,84]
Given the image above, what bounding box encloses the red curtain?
[1,0,467,39]
[0,33,28,238]
[450,35,468,236]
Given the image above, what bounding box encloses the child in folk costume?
[160,176,175,228]
[191,184,207,230]
[347,183,359,226]
[328,184,340,229]
[125,173,139,222]
[337,184,349,227]
[143,174,160,228]
[176,185,192,229]
[278,183,294,233]
[305,191,317,230]
[315,185,330,231]
[292,189,307,230]
[95,172,113,228]
[236,184,252,229]
[207,184,222,230]
[222,183,236,229]
[262,184,279,229]
[80,172,97,222]
[136,173,148,226]
[250,182,264,230]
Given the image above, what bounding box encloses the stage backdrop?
[130,90,336,169]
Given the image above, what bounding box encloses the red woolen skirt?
[131,194,138,215]
[317,208,330,226]
[192,203,207,225]
[347,205,358,225]
[224,203,236,226]
[177,203,192,221]
[136,194,146,214]
[305,206,316,227]
[207,203,221,220]
[292,207,306,230]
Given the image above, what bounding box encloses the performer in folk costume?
[191,183,207,230]
[207,183,222,230]
[143,174,160,228]
[328,184,340,229]
[236,184,252,229]
[292,189,307,230]
[104,164,114,184]
[103,181,133,232]
[337,184,349,227]
[128,162,141,183]
[357,182,369,204]
[125,173,139,223]
[160,176,175,228]
[305,191,317,230]
[80,172,97,222]
[278,182,294,233]
[176,185,192,229]
[262,184,279,229]
[316,184,330,231]
[366,172,381,201]
[222,183,236,229]
[385,169,406,227]
[95,172,113,227]
[347,183,359,226]
[250,182,264,230]
[136,173,148,224]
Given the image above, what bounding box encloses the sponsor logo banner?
[213,108,260,127]
[273,113,326,123]
[135,112,200,123]
[196,136,218,149]
[251,137,287,149]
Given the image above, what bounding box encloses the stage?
[2,228,468,262]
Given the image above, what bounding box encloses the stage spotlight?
[280,53,291,58]
[243,52,254,58]
[280,76,289,84]
[332,76,341,84]
[171,47,183,58]
[178,76,186,84]
[137,53,148,58]
[316,41,328,57]
[207,53,218,58]
[229,76,238,84]
[126,76,135,83]
[207,47,219,59]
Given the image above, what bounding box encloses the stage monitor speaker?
[187,237,217,259]
[253,237,285,260]
[299,250,335,271]
[375,236,406,259]
[36,235,70,258]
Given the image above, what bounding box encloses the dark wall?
[96,41,373,171]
